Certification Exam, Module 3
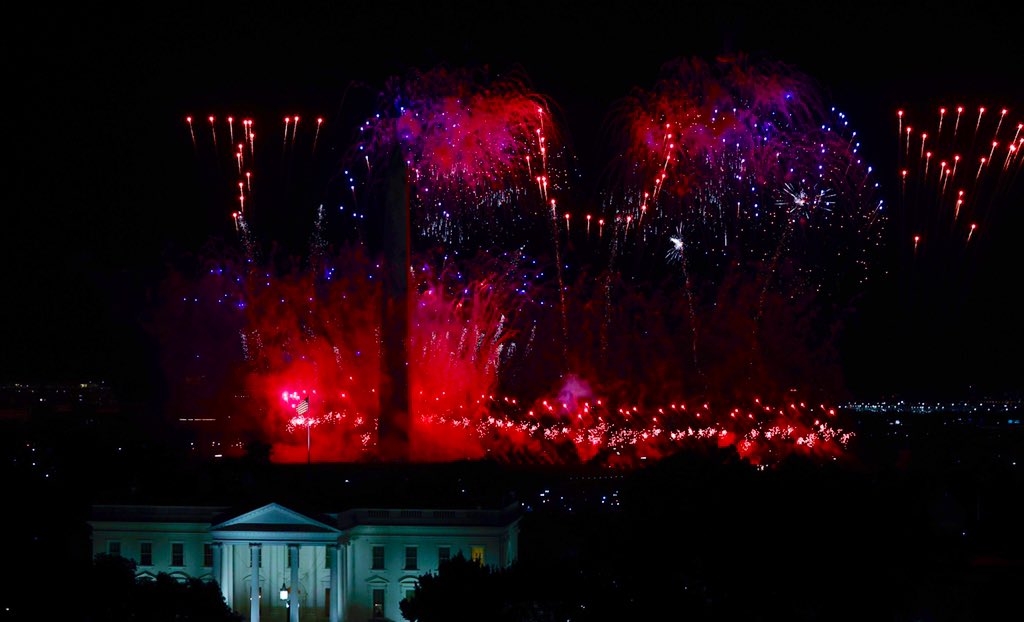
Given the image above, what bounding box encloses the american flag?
[296,397,309,415]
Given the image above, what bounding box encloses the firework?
[597,55,883,396]
[609,56,881,296]
[355,66,567,245]
[160,241,857,464]
[897,104,1021,255]
[889,101,1022,390]
[169,60,872,466]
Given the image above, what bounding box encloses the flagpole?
[307,419,311,465]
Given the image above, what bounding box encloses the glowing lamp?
[280,583,289,601]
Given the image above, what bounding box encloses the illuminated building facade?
[90,502,520,621]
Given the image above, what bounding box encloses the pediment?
[211,503,339,534]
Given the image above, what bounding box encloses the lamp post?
[279,582,291,622]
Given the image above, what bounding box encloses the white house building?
[89,502,521,622]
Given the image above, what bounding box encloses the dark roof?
[213,523,337,533]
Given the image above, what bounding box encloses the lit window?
[140,542,152,566]
[438,546,450,564]
[372,545,385,570]
[203,543,213,567]
[404,546,417,570]
[108,541,121,557]
[171,542,184,567]
[470,546,484,565]
[372,588,385,618]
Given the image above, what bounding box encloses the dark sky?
[3,0,1022,403]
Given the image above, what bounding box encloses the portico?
[209,504,343,622]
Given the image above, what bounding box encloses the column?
[329,544,340,622]
[212,543,225,602]
[289,544,300,622]
[344,538,353,608]
[250,543,261,622]
[224,543,234,608]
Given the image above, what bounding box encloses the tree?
[400,553,505,622]
[83,554,240,622]
[87,553,137,622]
[133,573,240,622]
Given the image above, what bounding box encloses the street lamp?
[279,582,289,602]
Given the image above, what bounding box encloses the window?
[325,546,331,568]
[140,542,153,566]
[404,546,417,570]
[470,546,485,565]
[372,588,385,618]
[171,542,184,567]
[287,547,294,568]
[108,541,121,557]
[437,546,450,564]
[399,583,417,620]
[371,545,385,570]
[203,543,213,567]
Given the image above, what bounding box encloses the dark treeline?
[2,405,1021,621]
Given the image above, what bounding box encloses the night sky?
[4,0,1022,405]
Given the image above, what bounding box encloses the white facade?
[90,503,520,622]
